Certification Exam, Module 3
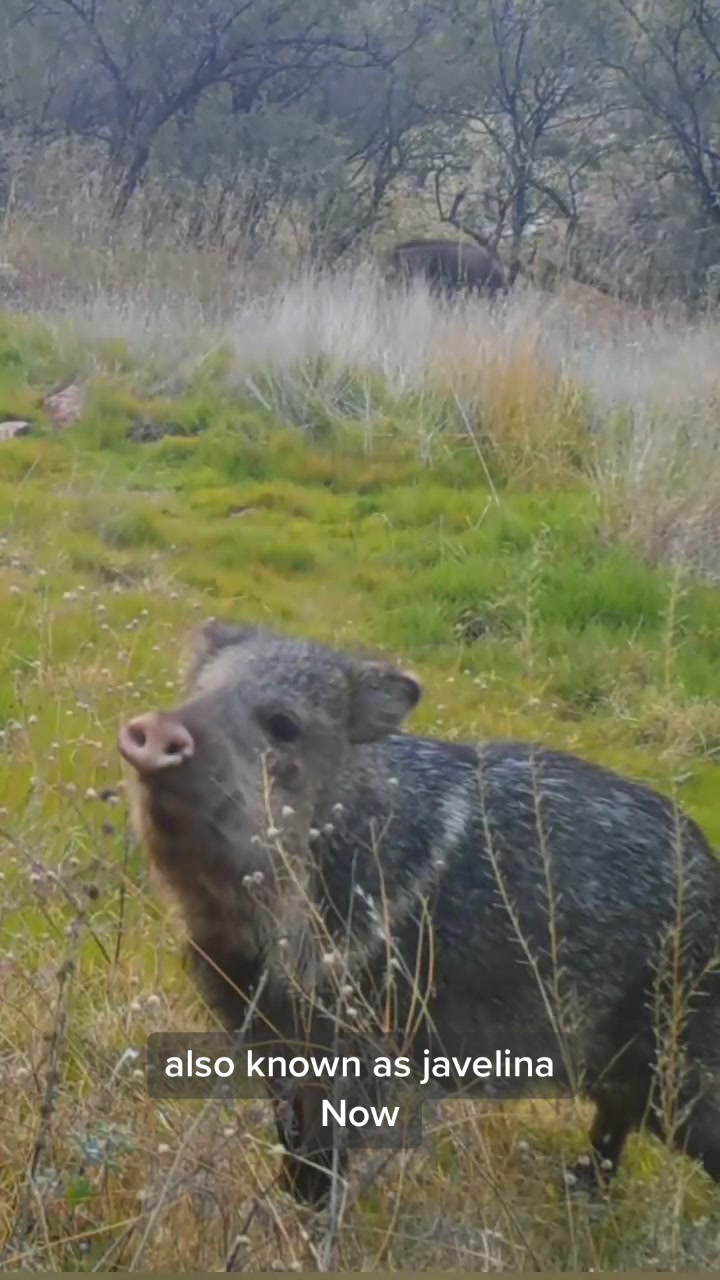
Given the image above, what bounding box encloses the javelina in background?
[119,618,720,1207]
[386,237,507,298]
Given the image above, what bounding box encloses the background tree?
[585,0,720,300]
[414,0,616,283]
[3,0,720,307]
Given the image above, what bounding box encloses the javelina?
[386,237,507,298]
[119,619,720,1206]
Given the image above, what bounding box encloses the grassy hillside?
[2,281,720,1271]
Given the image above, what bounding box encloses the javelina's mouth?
[118,709,195,778]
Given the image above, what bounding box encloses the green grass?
[3,310,720,1271]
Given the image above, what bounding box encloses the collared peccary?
[386,238,507,298]
[119,618,720,1207]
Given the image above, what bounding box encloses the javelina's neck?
[312,733,424,829]
[176,873,272,958]
[311,737,394,824]
[172,823,323,1001]
[310,732,481,945]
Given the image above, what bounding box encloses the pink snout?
[118,711,194,775]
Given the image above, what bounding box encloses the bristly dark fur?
[386,238,507,297]
[123,618,720,1207]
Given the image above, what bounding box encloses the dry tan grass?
[28,260,719,577]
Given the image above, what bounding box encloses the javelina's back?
[387,237,507,296]
[119,619,720,1207]
[317,733,720,1080]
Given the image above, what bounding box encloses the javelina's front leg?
[270,1077,348,1207]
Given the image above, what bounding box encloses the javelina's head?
[117,619,421,923]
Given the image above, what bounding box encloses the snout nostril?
[118,712,194,772]
[128,723,148,749]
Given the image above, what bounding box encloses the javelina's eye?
[260,710,302,745]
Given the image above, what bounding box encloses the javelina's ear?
[348,661,422,743]
[185,619,259,685]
